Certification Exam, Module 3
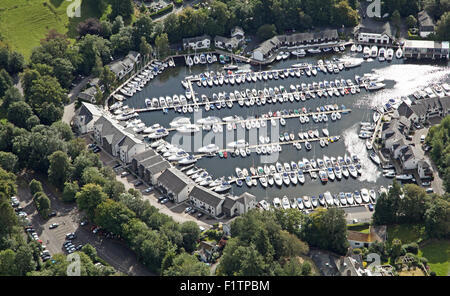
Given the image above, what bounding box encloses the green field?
[387,224,425,244]
[0,0,102,60]
[419,240,450,276]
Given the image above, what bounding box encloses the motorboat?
[395,47,403,59]
[354,191,362,204]
[324,191,333,206]
[361,188,370,203]
[198,144,220,153]
[281,196,290,209]
[370,45,378,58]
[369,151,381,166]
[346,192,354,205]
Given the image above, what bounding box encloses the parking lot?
[343,205,374,224]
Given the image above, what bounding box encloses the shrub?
[403,243,419,255]
[150,4,173,18]
[353,248,362,254]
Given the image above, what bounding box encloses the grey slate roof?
[141,155,165,168]
[95,116,126,146]
[189,186,224,207]
[133,149,157,163]
[183,35,211,44]
[237,192,256,206]
[254,36,281,55]
[146,160,171,174]
[358,22,392,38]
[157,167,193,194]
[418,10,435,30]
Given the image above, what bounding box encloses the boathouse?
[188,186,225,218]
[403,40,449,60]
[157,167,195,203]
[354,22,393,44]
[222,192,257,218]
[214,36,241,51]
[108,51,141,80]
[182,35,211,50]
[252,36,281,61]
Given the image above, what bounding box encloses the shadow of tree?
[66,0,103,39]
[50,0,65,8]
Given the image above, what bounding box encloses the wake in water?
[356,63,450,108]
[343,123,380,183]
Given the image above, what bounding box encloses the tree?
[180,221,201,252]
[62,181,79,203]
[26,115,40,131]
[333,0,359,27]
[72,150,102,181]
[67,138,86,160]
[34,191,51,218]
[51,121,74,142]
[100,20,113,39]
[436,11,450,41]
[219,241,268,276]
[110,27,134,56]
[424,197,450,239]
[133,15,154,48]
[103,180,125,200]
[391,10,401,27]
[389,238,403,261]
[81,244,98,262]
[0,249,18,276]
[139,37,152,63]
[52,58,75,89]
[1,86,23,109]
[7,51,25,75]
[77,18,102,37]
[48,151,71,190]
[77,34,112,75]
[0,69,13,98]
[155,33,170,59]
[373,179,402,225]
[29,179,43,196]
[163,13,181,43]
[76,184,108,220]
[110,0,134,23]
[111,16,125,35]
[162,253,209,276]
[94,199,135,236]
[303,207,349,255]
[256,24,277,41]
[279,230,309,258]
[398,185,429,223]
[0,152,18,173]
[99,66,117,95]
[15,245,37,275]
[406,15,417,28]
[7,102,33,128]
[81,167,107,187]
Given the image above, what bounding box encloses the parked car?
[87,143,96,149]
[80,220,88,226]
[49,223,59,229]
[134,180,143,187]
[368,204,374,211]
[112,162,122,169]
[121,171,129,177]
[144,187,153,193]
[197,212,204,218]
[160,198,169,204]
[76,244,83,250]
[189,209,197,215]
[93,147,101,153]
[420,135,426,143]
[414,122,422,129]
[48,211,57,217]
[185,207,192,213]
[66,232,76,240]
[422,181,431,187]
[157,196,166,202]
[426,188,434,194]
[405,135,413,141]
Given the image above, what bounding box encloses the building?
[182,35,211,51]
[252,29,338,61]
[417,160,433,179]
[418,10,435,37]
[222,192,257,218]
[144,160,171,185]
[403,40,449,60]
[355,22,393,44]
[157,167,195,203]
[77,86,98,103]
[107,51,141,80]
[189,186,225,218]
[252,36,281,61]
[397,96,450,123]
[73,102,104,134]
[398,146,419,170]
[131,150,157,175]
[214,36,240,51]
[93,115,145,163]
[231,26,245,40]
[347,226,386,249]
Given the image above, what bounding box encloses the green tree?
[0,151,18,172]
[48,151,71,190]
[398,184,429,223]
[15,245,37,275]
[52,58,75,89]
[180,221,201,252]
[110,0,134,23]
[34,191,51,218]
[7,51,25,75]
[436,11,450,41]
[256,24,277,40]
[0,249,18,276]
[424,196,450,239]
[29,179,43,196]
[279,230,309,258]
[94,199,135,236]
[406,15,417,28]
[62,181,79,203]
[76,183,108,220]
[162,253,209,276]
[333,0,359,27]
[0,69,13,98]
[155,33,170,59]
[99,66,117,95]
[1,86,23,109]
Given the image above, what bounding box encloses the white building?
[189,186,224,218]
[73,102,104,134]
[182,35,211,51]
[355,22,393,44]
[157,167,195,203]
[403,40,449,60]
[222,193,257,218]
[107,51,141,80]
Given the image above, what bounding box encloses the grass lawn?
[418,240,450,276]
[387,224,425,244]
[347,222,370,233]
[0,0,102,60]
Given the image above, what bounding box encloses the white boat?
[198,144,220,153]
[369,151,381,166]
[350,44,357,52]
[373,111,381,123]
[386,48,394,61]
[370,45,378,58]
[361,188,370,203]
[170,117,191,128]
[395,174,414,180]
[395,47,403,59]
[179,155,197,165]
[346,192,354,205]
[274,173,283,186]
[281,196,290,209]
[324,191,333,206]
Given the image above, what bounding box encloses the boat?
[346,192,354,205]
[198,144,220,153]
[273,197,281,208]
[281,196,290,209]
[303,196,311,209]
[179,155,197,165]
[369,151,381,166]
[395,47,403,59]
[324,191,333,206]
[361,188,370,203]
[370,45,378,58]
[369,189,377,203]
[274,173,283,186]
[339,192,347,206]
[354,191,362,204]
[386,48,394,61]
[366,140,373,150]
[395,174,414,181]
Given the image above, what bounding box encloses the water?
[123,51,450,201]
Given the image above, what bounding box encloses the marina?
[106,45,450,207]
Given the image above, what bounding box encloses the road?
[17,172,154,276]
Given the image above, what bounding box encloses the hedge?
[150,4,174,18]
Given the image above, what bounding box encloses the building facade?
[403,40,449,60]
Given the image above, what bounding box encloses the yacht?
[281,196,290,209]
[324,191,333,206]
[361,188,370,203]
[370,45,378,58]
